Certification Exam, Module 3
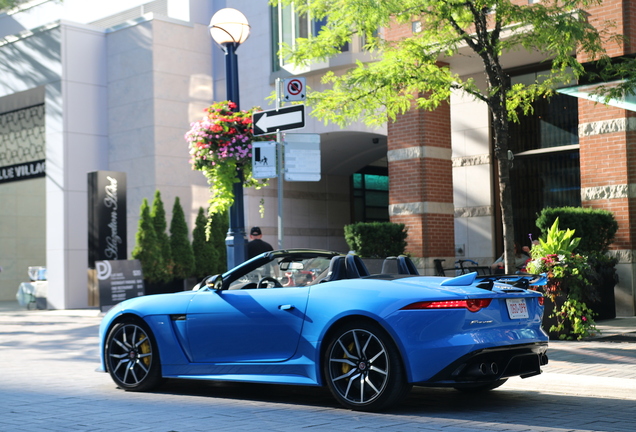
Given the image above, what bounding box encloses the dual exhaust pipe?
[465,361,499,377]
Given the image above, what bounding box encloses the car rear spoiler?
[441,272,548,290]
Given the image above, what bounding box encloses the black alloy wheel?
[324,321,411,411]
[105,318,163,392]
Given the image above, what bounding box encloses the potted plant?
[525,218,598,340]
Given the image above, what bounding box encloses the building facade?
[0,0,634,315]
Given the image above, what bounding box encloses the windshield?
[228,255,334,290]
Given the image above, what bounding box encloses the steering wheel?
[257,276,282,288]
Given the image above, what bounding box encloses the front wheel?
[323,321,411,411]
[105,318,163,392]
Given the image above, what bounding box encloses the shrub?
[344,222,407,258]
[131,199,165,284]
[169,197,195,280]
[150,191,173,283]
[535,207,617,253]
[210,210,229,273]
[192,207,218,279]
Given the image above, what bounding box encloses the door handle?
[279,304,294,310]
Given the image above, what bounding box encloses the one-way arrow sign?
[252,105,305,136]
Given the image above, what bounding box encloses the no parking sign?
[284,78,306,101]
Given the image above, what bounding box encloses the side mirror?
[205,274,223,291]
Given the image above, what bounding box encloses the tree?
[276,0,635,272]
[0,0,25,11]
[169,197,195,280]
[210,210,229,273]
[131,198,165,284]
[150,190,173,282]
[192,207,218,279]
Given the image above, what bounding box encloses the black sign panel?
[252,105,305,136]
[0,159,45,184]
[96,260,145,312]
[88,171,127,268]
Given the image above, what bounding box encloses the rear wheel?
[323,321,411,411]
[105,318,163,392]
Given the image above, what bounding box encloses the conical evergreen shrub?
[192,207,218,279]
[210,210,229,273]
[150,190,173,283]
[131,198,165,284]
[169,197,195,280]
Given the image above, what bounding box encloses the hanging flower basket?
[185,101,274,215]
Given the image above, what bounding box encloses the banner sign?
[88,171,127,268]
[96,260,144,312]
[0,159,45,184]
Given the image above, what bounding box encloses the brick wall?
[579,99,636,250]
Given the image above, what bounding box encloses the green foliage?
[535,207,617,253]
[150,191,173,283]
[169,197,195,280]
[273,0,633,273]
[344,222,407,258]
[210,210,229,273]
[526,219,598,340]
[131,199,165,284]
[275,0,623,127]
[192,207,218,280]
[531,217,580,257]
[0,0,25,11]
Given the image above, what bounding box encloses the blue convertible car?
[99,249,548,411]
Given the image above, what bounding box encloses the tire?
[105,318,163,392]
[323,321,411,411]
[454,378,508,392]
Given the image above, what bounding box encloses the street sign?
[253,105,305,136]
[284,78,306,101]
[252,141,277,179]
[284,133,321,182]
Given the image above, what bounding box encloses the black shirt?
[247,239,274,259]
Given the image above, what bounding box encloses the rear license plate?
[506,298,529,319]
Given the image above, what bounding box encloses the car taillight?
[538,296,545,306]
[401,299,492,312]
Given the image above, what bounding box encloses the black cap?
[250,227,262,236]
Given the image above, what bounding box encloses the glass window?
[507,70,580,244]
[351,170,389,222]
[271,2,349,72]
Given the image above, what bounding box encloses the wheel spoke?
[330,358,356,367]
[368,348,385,364]
[343,372,361,399]
[352,330,362,358]
[134,335,148,349]
[364,376,381,398]
[369,365,387,375]
[337,339,358,360]
[332,367,357,382]
[359,374,365,403]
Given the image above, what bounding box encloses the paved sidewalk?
[1,301,635,431]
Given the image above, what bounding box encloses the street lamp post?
[209,8,251,270]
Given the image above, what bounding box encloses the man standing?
[247,226,273,259]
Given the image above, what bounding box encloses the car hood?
[105,290,197,318]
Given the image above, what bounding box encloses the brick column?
[387,100,454,259]
[579,100,636,315]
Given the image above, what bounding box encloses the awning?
[556,80,636,112]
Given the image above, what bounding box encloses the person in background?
[491,241,530,273]
[247,226,273,259]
